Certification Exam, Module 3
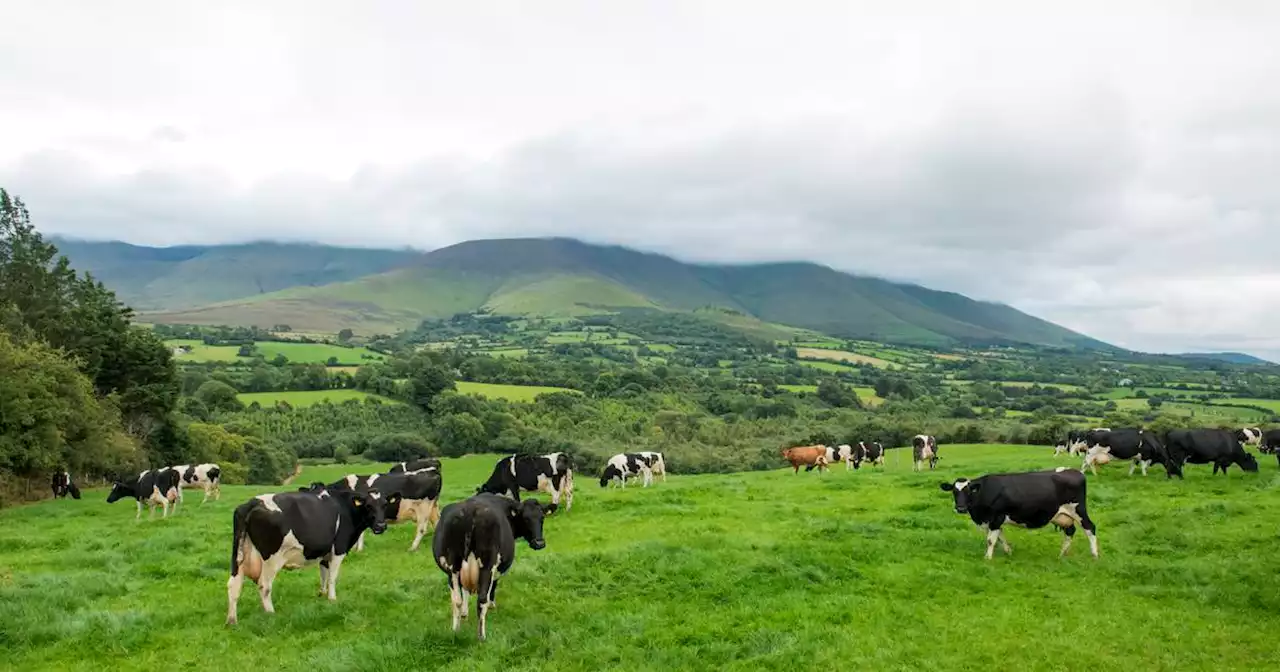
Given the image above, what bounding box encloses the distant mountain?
[1172,352,1274,365]
[91,236,1112,348]
[53,238,419,310]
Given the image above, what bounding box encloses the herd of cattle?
[47,426,1274,641]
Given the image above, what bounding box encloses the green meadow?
[237,390,398,408]
[167,340,386,365]
[3,445,1279,671]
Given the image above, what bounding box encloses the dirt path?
[281,463,304,486]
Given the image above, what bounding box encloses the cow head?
[105,482,133,503]
[599,465,622,487]
[298,481,328,493]
[351,489,401,535]
[939,479,980,514]
[1237,451,1260,473]
[509,498,556,550]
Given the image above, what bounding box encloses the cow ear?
[542,503,558,515]
[939,482,954,491]
[967,482,981,494]
[388,493,402,504]
[352,494,365,508]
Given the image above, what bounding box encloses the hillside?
[53,238,418,310]
[78,237,1107,348]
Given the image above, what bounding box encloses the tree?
[338,329,354,343]
[817,379,862,409]
[195,380,244,413]
[407,355,456,412]
[433,414,487,457]
[1147,397,1164,409]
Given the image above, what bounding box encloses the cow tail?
[230,502,250,576]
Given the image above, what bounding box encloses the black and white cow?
[940,467,1099,560]
[106,469,180,519]
[1261,429,1280,457]
[1055,428,1110,457]
[432,493,555,640]
[389,458,441,473]
[225,486,397,625]
[1235,427,1262,449]
[912,435,939,471]
[1164,428,1259,476]
[476,453,574,511]
[636,451,666,481]
[599,452,659,487]
[51,471,81,499]
[853,441,885,469]
[322,468,444,551]
[170,463,222,506]
[1081,428,1175,477]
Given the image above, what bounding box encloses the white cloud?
[3,1,1280,356]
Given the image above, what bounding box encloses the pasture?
[455,381,580,402]
[795,347,893,368]
[3,445,1279,671]
[237,390,398,408]
[167,340,386,365]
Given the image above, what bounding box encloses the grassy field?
[238,390,398,408]
[456,381,579,401]
[795,347,892,368]
[168,340,386,365]
[3,446,1279,671]
[1214,398,1280,413]
[1111,398,1268,422]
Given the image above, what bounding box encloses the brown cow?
[781,445,830,474]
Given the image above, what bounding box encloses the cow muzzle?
[529,538,546,550]
[371,522,388,534]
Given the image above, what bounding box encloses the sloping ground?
[3,446,1277,670]
[130,237,1107,348]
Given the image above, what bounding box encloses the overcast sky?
[3,1,1279,357]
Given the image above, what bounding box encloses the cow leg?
[355,531,365,552]
[410,509,430,552]
[642,467,653,487]
[997,529,1012,555]
[1141,460,1151,476]
[984,525,1002,560]
[202,485,212,505]
[1128,459,1139,476]
[1060,525,1076,556]
[257,556,286,614]
[318,558,330,597]
[135,500,143,520]
[476,564,495,641]
[226,571,245,625]
[449,573,464,632]
[325,554,346,601]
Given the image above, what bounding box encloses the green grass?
[238,390,398,408]
[796,360,853,373]
[1214,398,1280,413]
[3,446,1279,671]
[778,384,819,393]
[456,381,579,401]
[1110,398,1269,422]
[167,340,386,365]
[477,348,529,359]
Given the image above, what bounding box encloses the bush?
[245,441,296,484]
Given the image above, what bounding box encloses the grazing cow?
[835,444,855,469]
[940,468,1099,560]
[432,493,555,640]
[477,453,575,510]
[320,468,444,551]
[635,451,667,482]
[1235,427,1263,448]
[389,458,441,473]
[600,453,654,487]
[170,463,222,505]
[1260,429,1280,457]
[1081,428,1176,477]
[912,435,939,471]
[107,469,180,519]
[853,442,885,469]
[225,487,397,625]
[1054,430,1088,457]
[780,445,830,474]
[51,471,81,499]
[1164,429,1259,476]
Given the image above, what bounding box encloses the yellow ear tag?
[354,499,362,507]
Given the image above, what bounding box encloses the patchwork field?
[455,381,580,401]
[4,446,1278,671]
[238,390,398,408]
[168,340,386,365]
[795,347,893,368]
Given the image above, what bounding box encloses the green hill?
[53,238,418,310]
[128,237,1109,348]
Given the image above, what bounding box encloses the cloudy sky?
[3,1,1279,357]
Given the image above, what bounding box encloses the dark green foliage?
[817,379,862,408]
[244,440,297,485]
[365,433,435,462]
[194,380,243,413]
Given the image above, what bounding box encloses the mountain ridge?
[59,236,1111,349]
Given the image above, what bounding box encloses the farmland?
[4,446,1279,671]
[455,381,580,402]
[168,339,386,365]
[237,390,398,408]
